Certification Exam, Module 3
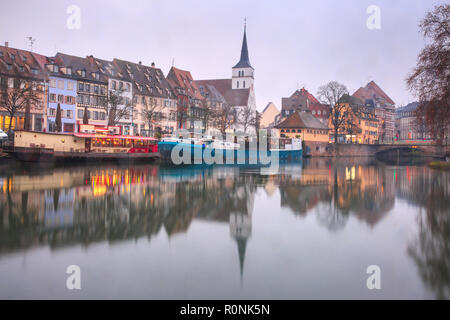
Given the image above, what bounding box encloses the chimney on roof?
[87,55,94,64]
[151,62,155,68]
[4,42,8,48]
[138,61,142,65]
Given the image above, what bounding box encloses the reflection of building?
[44,189,74,229]
[230,211,252,281]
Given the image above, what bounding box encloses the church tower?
[232,22,254,90]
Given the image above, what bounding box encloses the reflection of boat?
[259,162,303,176]
[158,164,209,182]
[158,137,302,165]
[10,130,159,162]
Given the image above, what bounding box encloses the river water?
[0,157,448,299]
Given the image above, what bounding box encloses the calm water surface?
[0,157,448,299]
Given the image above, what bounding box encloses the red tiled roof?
[366,81,395,105]
[167,67,203,100]
[352,81,395,105]
[282,88,321,111]
[0,45,48,81]
[195,79,250,107]
[289,88,320,104]
[275,111,329,130]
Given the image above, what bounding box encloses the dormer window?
[31,68,38,75]
[54,65,59,73]
[66,67,72,75]
[6,64,12,70]
[92,72,99,80]
[80,70,86,77]
[11,54,15,60]
[21,56,27,62]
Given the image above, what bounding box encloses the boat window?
[135,140,145,147]
[113,139,124,147]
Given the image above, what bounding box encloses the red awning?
[74,133,158,141]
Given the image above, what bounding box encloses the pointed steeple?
[236,237,248,284]
[233,21,253,69]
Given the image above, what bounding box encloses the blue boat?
[158,137,302,165]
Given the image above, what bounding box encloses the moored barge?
[11,130,160,162]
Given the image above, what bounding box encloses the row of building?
[0,26,256,136]
[260,80,429,145]
[1,27,428,145]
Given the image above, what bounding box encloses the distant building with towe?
[280,88,329,125]
[352,81,395,143]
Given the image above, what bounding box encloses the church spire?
[233,20,253,69]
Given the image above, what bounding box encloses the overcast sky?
[0,0,444,110]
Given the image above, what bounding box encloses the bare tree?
[317,81,349,144]
[237,105,257,134]
[406,4,450,145]
[141,99,166,137]
[99,88,133,126]
[0,78,41,135]
[176,96,189,129]
[199,100,216,131]
[346,104,365,143]
[254,110,261,133]
[212,103,235,136]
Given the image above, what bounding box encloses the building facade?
[93,57,134,135]
[167,67,204,131]
[260,102,280,128]
[0,43,48,133]
[395,102,431,141]
[275,110,330,142]
[56,53,109,131]
[331,94,379,144]
[280,88,329,124]
[114,59,177,136]
[44,59,77,132]
[352,81,395,143]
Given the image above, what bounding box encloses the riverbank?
[428,161,450,170]
[303,142,450,158]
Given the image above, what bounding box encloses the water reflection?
[0,158,448,299]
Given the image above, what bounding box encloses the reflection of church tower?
[229,183,255,283]
[230,212,252,283]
